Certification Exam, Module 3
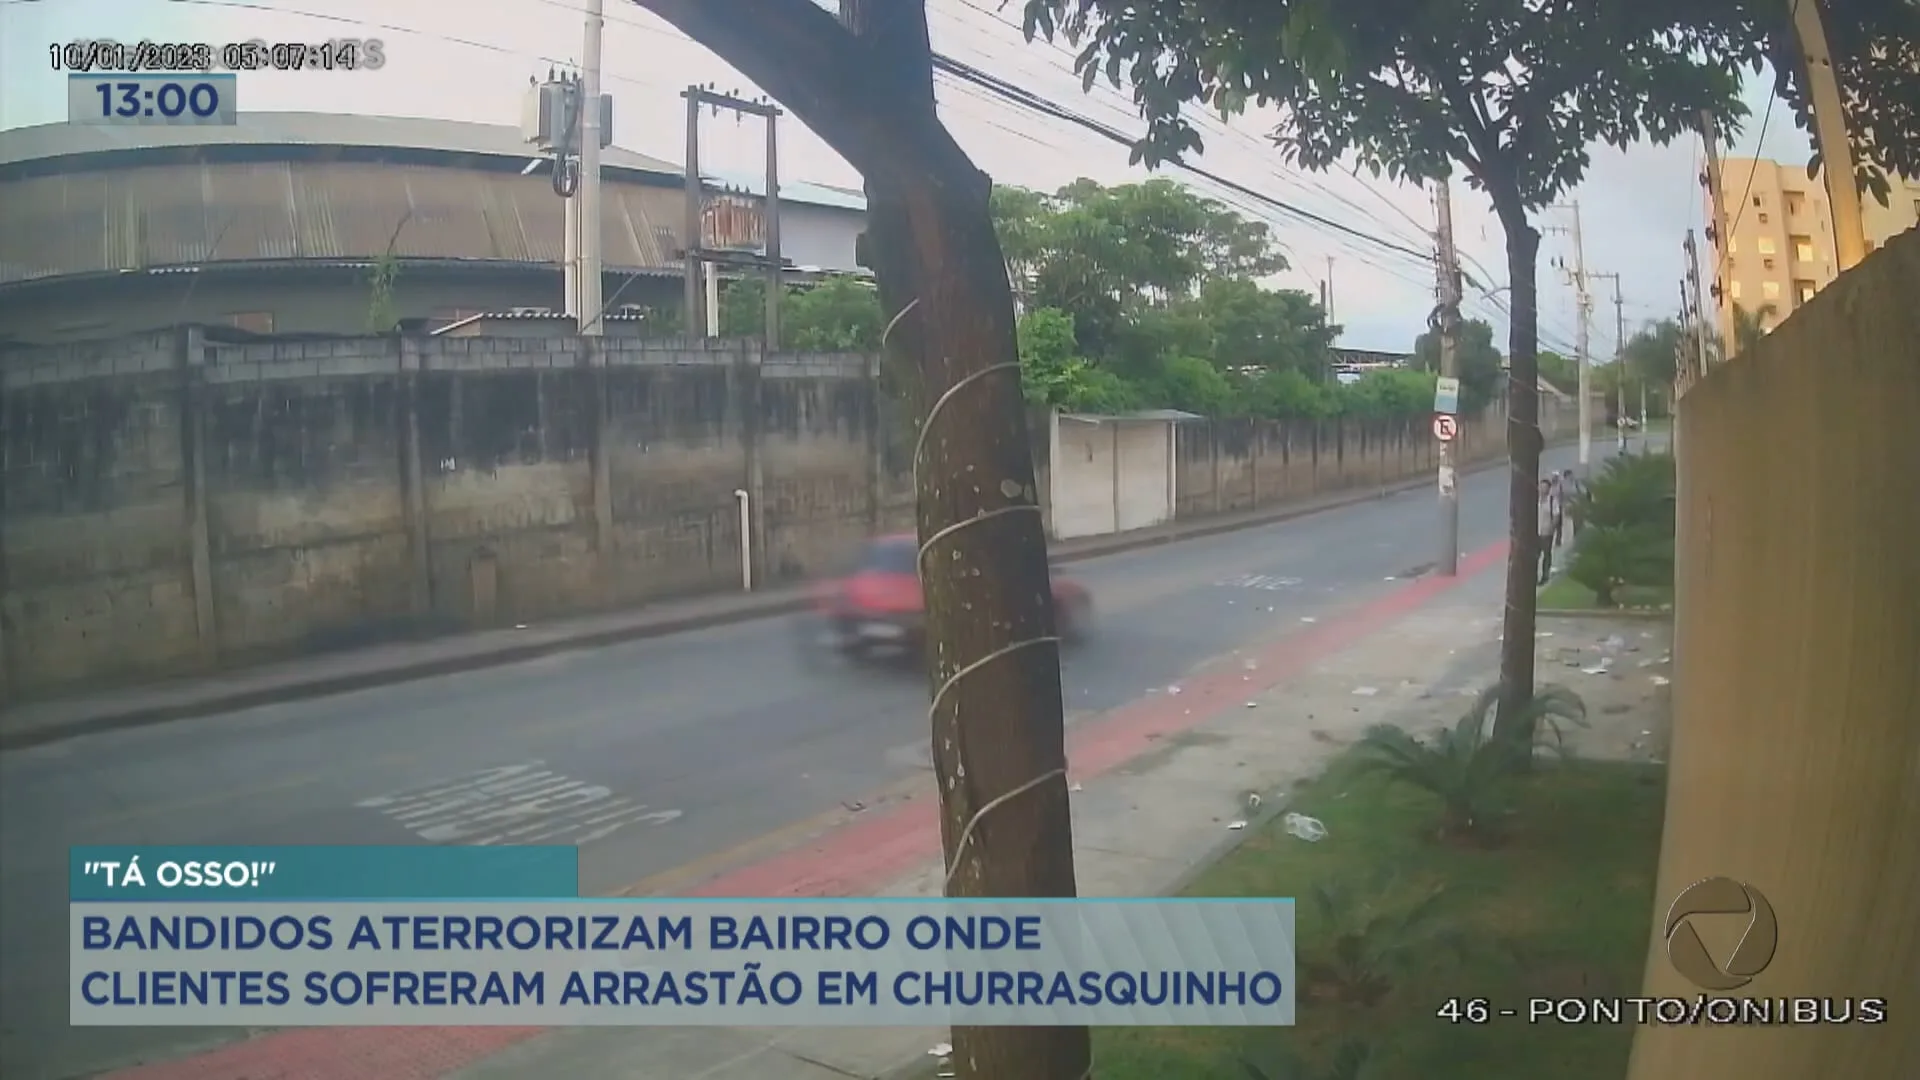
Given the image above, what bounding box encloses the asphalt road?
[0,441,1629,1080]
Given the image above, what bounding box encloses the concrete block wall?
[0,329,894,698]
[1,328,1530,701]
[1171,405,1507,520]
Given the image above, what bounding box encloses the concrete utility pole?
[1590,271,1627,452]
[1547,202,1593,471]
[1432,178,1463,575]
[1698,110,1736,360]
[682,89,703,335]
[1324,256,1336,324]
[1682,231,1712,384]
[1789,0,1868,271]
[578,0,605,336]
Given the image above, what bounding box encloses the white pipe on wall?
[733,488,752,591]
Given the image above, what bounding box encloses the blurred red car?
[800,533,1092,662]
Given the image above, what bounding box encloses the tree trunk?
[625,7,1086,1075]
[1492,202,1543,744]
[840,5,1089,1079]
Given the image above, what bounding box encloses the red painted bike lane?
[101,540,1508,1080]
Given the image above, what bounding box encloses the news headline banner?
[72,900,1297,1027]
[70,846,579,901]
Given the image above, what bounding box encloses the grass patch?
[1538,576,1673,611]
[1093,753,1669,1080]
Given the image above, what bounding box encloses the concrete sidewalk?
[0,465,1500,751]
[447,548,1670,1080]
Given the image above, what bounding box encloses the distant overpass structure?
[1330,346,1413,384]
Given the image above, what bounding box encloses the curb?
[0,446,1549,752]
[1537,607,1673,621]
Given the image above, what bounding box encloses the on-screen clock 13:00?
[67,74,239,126]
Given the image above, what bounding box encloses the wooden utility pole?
[681,86,785,346]
[1432,178,1463,576]
[1789,0,1868,271]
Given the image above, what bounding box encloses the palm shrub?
[1575,450,1675,534]
[1568,451,1676,604]
[1356,684,1587,840]
[1568,522,1674,606]
[1299,874,1470,1007]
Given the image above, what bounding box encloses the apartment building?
[1708,157,1920,340]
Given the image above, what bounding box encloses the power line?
[929,53,1437,265]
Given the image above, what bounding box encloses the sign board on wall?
[700,192,766,253]
[1433,375,1461,415]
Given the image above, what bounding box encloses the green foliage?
[1622,318,1681,392]
[365,250,400,334]
[720,276,887,350]
[1576,451,1675,532]
[1730,302,1778,353]
[1567,450,1677,605]
[1016,306,1138,411]
[1333,367,1435,418]
[1567,525,1673,608]
[1356,684,1587,839]
[1411,318,1501,413]
[1301,874,1468,1008]
[1536,350,1576,396]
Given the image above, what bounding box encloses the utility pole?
[682,90,702,335]
[1432,179,1463,575]
[578,0,605,336]
[563,78,580,320]
[1699,110,1736,360]
[680,86,785,346]
[1789,0,1868,271]
[1547,202,1592,471]
[1682,231,1711,386]
[1324,256,1336,324]
[1589,271,1627,453]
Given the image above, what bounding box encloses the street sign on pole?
[1432,414,1458,442]
[1432,375,1461,415]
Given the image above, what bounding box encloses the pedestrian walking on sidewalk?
[1560,469,1583,540]
[1548,471,1567,549]
[1537,479,1557,585]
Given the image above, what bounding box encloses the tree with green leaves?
[631,5,1088,1076]
[1730,302,1778,353]
[1536,349,1577,396]
[1021,0,1920,735]
[719,275,887,350]
[998,178,1288,357]
[1413,317,1503,414]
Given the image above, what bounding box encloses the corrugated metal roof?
[703,170,868,211]
[0,159,686,284]
[0,112,868,213]
[0,111,683,175]
[1059,409,1206,423]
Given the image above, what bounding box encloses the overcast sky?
[3,0,1812,355]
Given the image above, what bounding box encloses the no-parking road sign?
[1432,414,1458,442]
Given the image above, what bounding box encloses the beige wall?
[1626,230,1920,1080]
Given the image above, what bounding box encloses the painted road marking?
[1215,573,1304,591]
[357,761,681,846]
